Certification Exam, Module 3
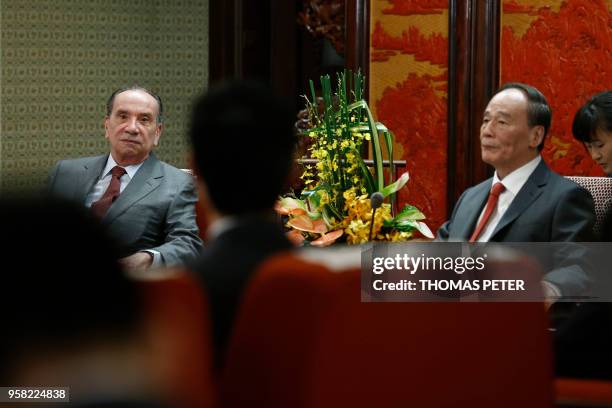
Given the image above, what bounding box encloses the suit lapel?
[456,181,491,239]
[75,155,107,203]
[103,154,163,224]
[490,159,549,239]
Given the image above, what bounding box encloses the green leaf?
[322,203,343,227]
[408,220,434,238]
[383,219,414,232]
[395,204,426,221]
[384,208,434,238]
[288,191,323,219]
[383,131,394,184]
[388,220,433,238]
[375,123,389,132]
[279,196,306,211]
[355,70,362,102]
[382,130,395,210]
[353,149,376,195]
[321,75,333,113]
[307,190,323,210]
[347,69,353,103]
[350,123,388,133]
[347,100,384,191]
[380,172,409,198]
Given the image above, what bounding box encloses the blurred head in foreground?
[189,80,296,221]
[572,91,612,174]
[0,195,165,405]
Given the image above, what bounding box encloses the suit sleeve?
[436,189,469,241]
[543,185,595,296]
[436,221,451,241]
[152,174,203,266]
[551,185,595,242]
[47,160,74,201]
[47,161,62,193]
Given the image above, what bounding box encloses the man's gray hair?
[495,82,551,151]
[106,85,164,124]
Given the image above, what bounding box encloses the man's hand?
[119,252,153,273]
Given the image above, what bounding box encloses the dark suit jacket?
[192,215,292,369]
[555,208,612,380]
[437,159,595,295]
[555,302,612,379]
[48,153,202,266]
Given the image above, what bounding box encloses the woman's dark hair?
[572,91,612,143]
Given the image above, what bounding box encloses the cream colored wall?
[0,0,209,192]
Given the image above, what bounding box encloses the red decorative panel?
[369,0,449,231]
[381,0,448,14]
[501,0,612,176]
[371,23,448,65]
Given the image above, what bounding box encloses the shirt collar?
[493,155,541,196]
[207,215,240,241]
[206,212,279,241]
[102,154,145,180]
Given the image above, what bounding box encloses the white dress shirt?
[207,215,240,241]
[85,155,161,266]
[474,155,541,242]
[206,212,278,241]
[85,155,144,207]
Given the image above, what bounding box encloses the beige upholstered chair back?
[565,176,612,234]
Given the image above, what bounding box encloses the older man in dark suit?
[437,83,595,300]
[48,86,202,271]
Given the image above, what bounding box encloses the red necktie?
[469,182,505,242]
[91,166,126,218]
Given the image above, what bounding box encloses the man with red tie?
[437,83,595,300]
[48,86,202,272]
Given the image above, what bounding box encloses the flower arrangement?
[277,70,433,246]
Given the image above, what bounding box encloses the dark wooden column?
[270,0,299,106]
[209,0,238,82]
[345,0,370,100]
[209,0,303,113]
[209,0,273,82]
[447,0,500,210]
